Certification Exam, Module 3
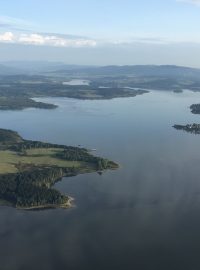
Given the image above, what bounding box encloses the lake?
[1,90,200,270]
[62,79,90,86]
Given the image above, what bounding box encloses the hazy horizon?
[1,0,200,67]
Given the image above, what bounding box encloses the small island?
[190,104,200,114]
[173,123,200,134]
[0,129,118,210]
[173,89,183,93]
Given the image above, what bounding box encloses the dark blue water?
[1,91,200,270]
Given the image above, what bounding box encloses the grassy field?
[0,148,84,174]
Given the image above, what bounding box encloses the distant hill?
[0,64,24,76]
[51,65,200,79]
[1,62,200,81]
[0,61,95,74]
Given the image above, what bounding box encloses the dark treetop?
[190,104,200,114]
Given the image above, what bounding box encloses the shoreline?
[0,164,119,211]
[16,165,120,211]
[16,196,75,211]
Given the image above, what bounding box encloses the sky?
[0,0,200,66]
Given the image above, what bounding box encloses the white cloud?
[19,34,45,45]
[0,31,97,47]
[1,31,200,49]
[0,32,14,42]
[19,33,97,47]
[177,0,200,5]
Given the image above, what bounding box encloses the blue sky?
[1,0,200,66]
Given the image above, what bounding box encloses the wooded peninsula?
[0,75,148,110]
[0,129,118,210]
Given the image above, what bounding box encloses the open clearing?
[0,148,84,174]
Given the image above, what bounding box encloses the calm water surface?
[1,91,200,270]
[62,79,90,86]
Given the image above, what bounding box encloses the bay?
[1,90,200,270]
